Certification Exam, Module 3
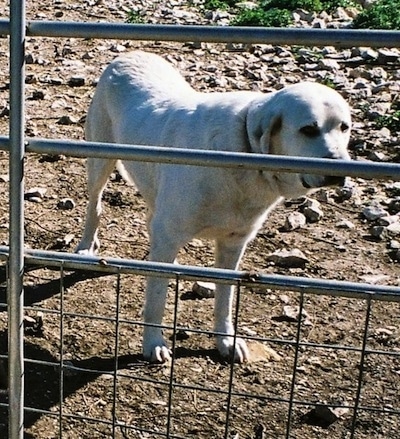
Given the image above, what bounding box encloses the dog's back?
[85,51,196,144]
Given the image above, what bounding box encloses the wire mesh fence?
[1,248,400,437]
[1,1,400,438]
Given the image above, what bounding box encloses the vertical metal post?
[8,0,26,438]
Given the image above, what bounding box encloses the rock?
[192,281,215,299]
[335,182,356,202]
[303,206,324,223]
[385,182,400,197]
[362,205,388,221]
[29,90,45,100]
[57,198,76,210]
[318,58,340,71]
[57,115,78,125]
[110,44,127,53]
[377,215,399,227]
[359,274,390,284]
[387,222,400,237]
[283,211,306,231]
[358,48,379,61]
[24,53,36,64]
[53,233,75,249]
[301,405,349,428]
[368,151,387,162]
[377,49,400,64]
[68,76,85,87]
[388,198,400,215]
[301,198,324,223]
[389,240,400,250]
[336,220,355,229]
[369,225,387,239]
[370,222,400,239]
[25,187,47,202]
[266,249,309,268]
[282,305,311,325]
[391,249,400,262]
[248,341,281,363]
[23,312,43,335]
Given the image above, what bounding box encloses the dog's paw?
[75,239,100,255]
[216,335,250,363]
[75,248,93,255]
[143,334,172,363]
[149,345,172,363]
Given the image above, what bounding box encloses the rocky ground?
[0,1,399,438]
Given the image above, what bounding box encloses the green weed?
[353,0,400,30]
[126,10,146,24]
[232,7,292,27]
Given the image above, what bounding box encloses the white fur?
[77,51,351,363]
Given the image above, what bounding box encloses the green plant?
[232,7,292,27]
[204,0,239,9]
[126,10,146,24]
[321,0,358,11]
[375,110,400,132]
[231,0,359,27]
[262,0,322,11]
[258,0,357,13]
[319,75,336,88]
[353,0,400,30]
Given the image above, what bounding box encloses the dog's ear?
[246,97,282,155]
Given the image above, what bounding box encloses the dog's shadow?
[0,266,221,436]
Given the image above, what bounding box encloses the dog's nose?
[322,153,348,186]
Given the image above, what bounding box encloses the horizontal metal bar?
[0,19,398,47]
[1,136,399,180]
[24,138,400,180]
[20,20,400,48]
[0,246,398,302]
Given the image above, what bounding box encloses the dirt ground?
[0,1,399,438]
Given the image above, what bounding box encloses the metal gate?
[1,0,400,437]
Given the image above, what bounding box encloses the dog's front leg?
[142,218,185,363]
[143,275,172,363]
[214,237,250,363]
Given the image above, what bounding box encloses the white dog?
[77,51,351,363]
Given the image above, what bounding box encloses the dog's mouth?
[301,174,346,189]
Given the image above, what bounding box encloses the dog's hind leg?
[213,237,250,363]
[76,157,117,254]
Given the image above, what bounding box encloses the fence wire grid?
[0,1,400,438]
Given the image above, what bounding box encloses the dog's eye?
[340,122,350,132]
[300,125,320,138]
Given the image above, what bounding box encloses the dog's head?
[246,82,351,198]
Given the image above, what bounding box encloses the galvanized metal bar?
[224,281,243,438]
[286,292,305,439]
[1,137,400,183]
[350,298,372,438]
[165,275,181,439]
[0,247,397,302]
[112,270,121,438]
[21,20,400,48]
[58,263,65,437]
[8,1,25,438]
[22,137,400,180]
